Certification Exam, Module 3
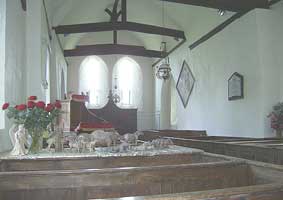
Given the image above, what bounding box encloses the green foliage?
[6,106,61,136]
[269,102,283,130]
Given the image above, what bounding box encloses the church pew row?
[140,130,207,141]
[113,184,283,200]
[1,152,283,200]
[140,130,283,165]
[0,153,195,172]
[0,159,283,200]
[169,138,283,165]
[0,161,280,200]
[0,149,232,172]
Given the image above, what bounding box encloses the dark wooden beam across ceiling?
[64,44,165,58]
[21,0,27,11]
[161,0,269,12]
[54,21,186,39]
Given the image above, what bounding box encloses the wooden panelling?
[69,100,137,134]
[170,137,283,165]
[0,154,195,172]
[0,162,253,199]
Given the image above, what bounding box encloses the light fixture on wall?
[156,1,171,81]
[218,9,226,16]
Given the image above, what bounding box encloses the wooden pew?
[171,138,283,165]
[0,161,254,200]
[140,130,207,141]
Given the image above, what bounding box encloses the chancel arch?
[112,56,143,110]
[79,56,109,108]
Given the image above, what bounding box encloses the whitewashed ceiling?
[45,0,234,53]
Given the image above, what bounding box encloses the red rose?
[36,101,45,109]
[27,101,35,109]
[45,104,54,112]
[54,101,62,109]
[28,96,37,101]
[2,103,9,110]
[16,104,27,111]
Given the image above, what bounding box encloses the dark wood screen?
[70,100,137,134]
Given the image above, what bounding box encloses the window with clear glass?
[113,57,142,109]
[79,56,109,108]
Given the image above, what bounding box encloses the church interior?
[1,0,283,199]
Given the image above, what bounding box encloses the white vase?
[10,124,28,156]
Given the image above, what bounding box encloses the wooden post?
[122,0,127,22]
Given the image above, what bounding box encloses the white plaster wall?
[0,0,67,152]
[156,11,261,137]
[48,31,68,102]
[256,3,283,137]
[160,79,171,129]
[26,0,45,100]
[155,4,283,138]
[0,0,27,152]
[0,0,6,130]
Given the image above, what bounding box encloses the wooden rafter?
[55,0,186,58]
[54,21,186,39]
[64,44,165,58]
[21,0,27,11]
[161,0,269,12]
[189,11,248,50]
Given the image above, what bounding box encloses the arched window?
[79,56,109,108]
[113,57,142,109]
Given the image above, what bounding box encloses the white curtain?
[79,56,109,108]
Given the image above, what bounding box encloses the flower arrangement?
[2,96,62,153]
[268,102,283,137]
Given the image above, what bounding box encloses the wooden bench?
[140,130,207,141]
[1,152,283,200]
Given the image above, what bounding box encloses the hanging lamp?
[156,2,171,81]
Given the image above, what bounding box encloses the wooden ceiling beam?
[21,0,27,11]
[161,0,269,12]
[64,44,165,58]
[54,21,186,39]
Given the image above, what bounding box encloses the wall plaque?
[228,72,244,101]
[176,60,195,108]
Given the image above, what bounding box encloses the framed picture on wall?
[176,60,195,108]
[228,72,244,101]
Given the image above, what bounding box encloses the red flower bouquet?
[2,96,62,153]
[268,102,283,137]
